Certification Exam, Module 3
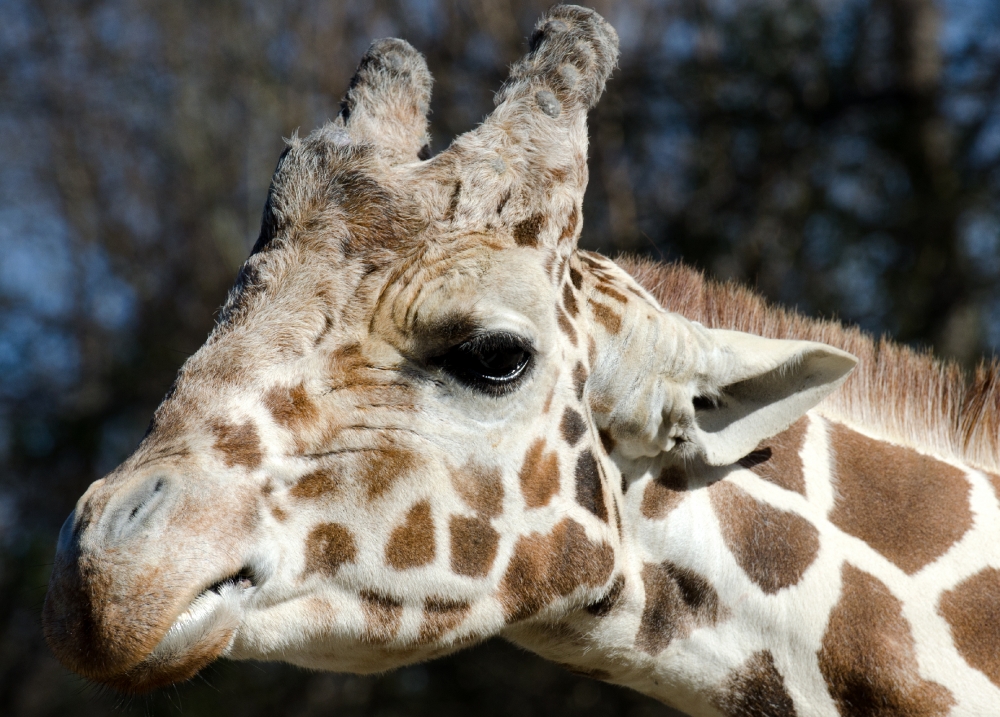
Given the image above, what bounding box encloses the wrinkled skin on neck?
[42,5,854,702]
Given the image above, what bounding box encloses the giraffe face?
[43,7,624,692]
[43,214,612,691]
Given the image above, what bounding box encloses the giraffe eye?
[435,332,534,395]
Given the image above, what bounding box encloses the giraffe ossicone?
[43,6,1000,716]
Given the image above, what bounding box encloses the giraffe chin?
[102,580,250,693]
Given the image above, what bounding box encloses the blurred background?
[1,0,999,714]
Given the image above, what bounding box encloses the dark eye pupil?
[436,332,533,394]
[470,347,526,377]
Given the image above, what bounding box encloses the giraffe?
[42,5,1000,715]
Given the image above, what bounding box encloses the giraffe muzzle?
[43,470,263,692]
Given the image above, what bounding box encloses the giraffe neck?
[504,411,1000,717]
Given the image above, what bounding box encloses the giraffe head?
[42,5,856,693]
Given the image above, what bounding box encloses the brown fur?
[715,650,797,717]
[385,500,436,569]
[640,465,689,520]
[559,407,587,446]
[519,438,561,508]
[290,466,341,500]
[709,481,819,594]
[448,516,499,578]
[574,449,608,522]
[593,282,628,304]
[828,423,972,575]
[304,523,357,577]
[357,445,418,501]
[572,361,587,400]
[42,559,173,680]
[589,300,622,334]
[211,420,263,470]
[101,623,237,694]
[739,418,808,496]
[598,428,615,456]
[619,257,1000,473]
[513,214,546,248]
[450,463,504,519]
[938,567,1000,688]
[635,561,721,655]
[818,564,954,717]
[417,598,470,643]
[265,382,320,429]
[499,517,614,622]
[360,590,403,643]
[556,304,578,345]
[563,282,579,317]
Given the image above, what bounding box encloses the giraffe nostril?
[104,473,174,544]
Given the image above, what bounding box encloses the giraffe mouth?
[146,568,257,667]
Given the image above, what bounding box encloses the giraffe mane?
[619,255,1000,474]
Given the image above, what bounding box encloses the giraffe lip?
[205,566,258,594]
[148,568,258,662]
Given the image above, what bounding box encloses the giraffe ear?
[682,330,857,466]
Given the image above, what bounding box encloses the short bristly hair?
[621,256,1000,474]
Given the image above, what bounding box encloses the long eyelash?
[461,331,531,354]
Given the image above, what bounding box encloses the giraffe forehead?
[376,243,561,336]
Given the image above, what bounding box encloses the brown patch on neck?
[635,561,721,655]
[265,382,320,429]
[828,423,972,574]
[304,523,357,577]
[499,517,614,623]
[640,465,689,519]
[385,500,436,570]
[451,463,504,519]
[739,417,808,496]
[715,651,797,717]
[212,420,263,470]
[574,449,608,522]
[938,567,1000,688]
[360,590,403,644]
[290,466,342,500]
[709,481,819,594]
[819,563,954,717]
[418,598,470,643]
[358,445,418,501]
[449,515,499,577]
[519,438,561,508]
